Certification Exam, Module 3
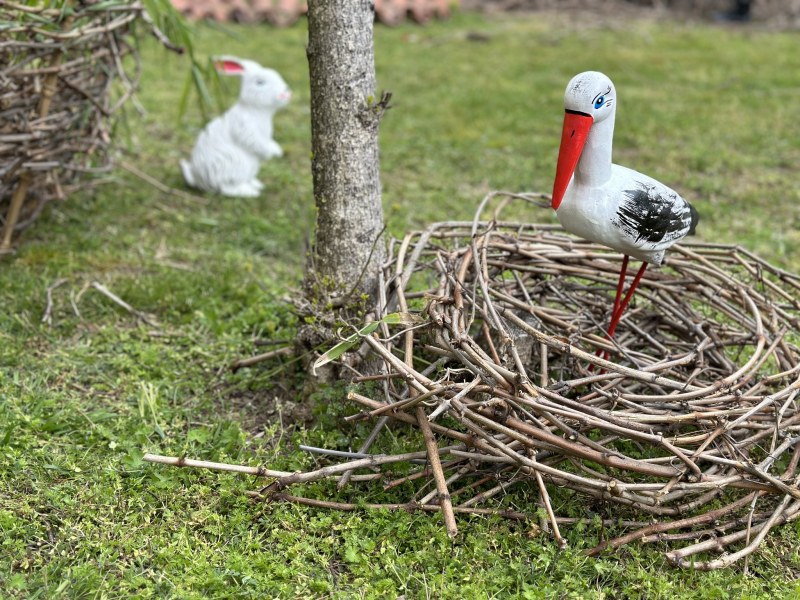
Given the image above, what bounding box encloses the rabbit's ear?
[215,57,246,76]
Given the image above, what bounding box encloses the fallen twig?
[41,278,67,325]
[230,346,293,372]
[118,160,209,205]
[90,281,159,327]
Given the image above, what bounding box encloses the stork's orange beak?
[552,110,593,210]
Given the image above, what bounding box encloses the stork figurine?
[551,71,699,351]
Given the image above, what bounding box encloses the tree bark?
[305,0,386,305]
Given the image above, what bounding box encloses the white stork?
[551,71,699,350]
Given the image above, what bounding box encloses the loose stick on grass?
[143,453,293,478]
[41,278,68,325]
[90,281,158,327]
[118,160,209,205]
[230,346,293,372]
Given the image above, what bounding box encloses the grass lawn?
[3,10,800,599]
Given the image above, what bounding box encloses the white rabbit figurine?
[180,56,291,197]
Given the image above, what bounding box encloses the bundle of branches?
[0,0,189,252]
[146,192,800,569]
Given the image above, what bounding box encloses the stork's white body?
[557,164,688,265]
[552,72,697,266]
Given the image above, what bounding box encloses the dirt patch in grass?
[212,381,315,435]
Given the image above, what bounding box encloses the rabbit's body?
[181,57,290,197]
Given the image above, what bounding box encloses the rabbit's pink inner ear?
[217,60,245,74]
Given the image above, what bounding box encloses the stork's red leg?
[594,260,649,367]
[594,255,630,362]
[606,261,649,339]
[611,254,630,321]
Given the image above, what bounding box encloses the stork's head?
[551,71,617,210]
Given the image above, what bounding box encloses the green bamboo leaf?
[85,0,129,11]
[140,0,219,120]
[382,312,425,326]
[311,313,426,374]
[177,71,193,120]
[312,321,380,375]
[191,63,215,117]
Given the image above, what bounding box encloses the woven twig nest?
[145,191,800,569]
[329,191,800,570]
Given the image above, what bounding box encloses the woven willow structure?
[146,193,800,569]
[0,0,172,251]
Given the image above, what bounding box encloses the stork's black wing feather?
[612,182,696,245]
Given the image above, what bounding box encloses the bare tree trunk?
[298,0,388,377]
[305,0,386,305]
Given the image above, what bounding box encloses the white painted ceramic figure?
[181,56,291,197]
[551,71,699,342]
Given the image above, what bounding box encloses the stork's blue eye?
[594,96,605,109]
